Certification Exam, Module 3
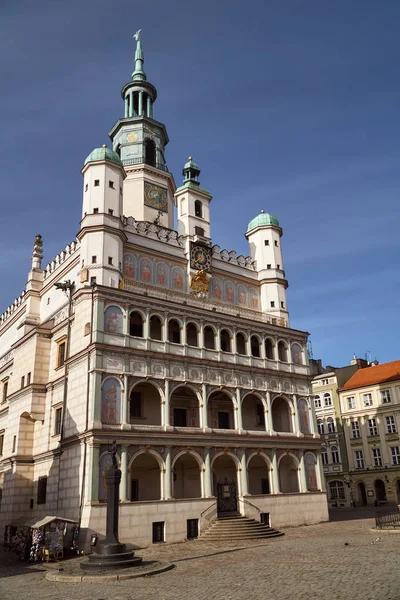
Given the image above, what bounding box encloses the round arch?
[246,451,271,470]
[241,390,267,409]
[128,448,165,471]
[102,375,125,392]
[271,395,293,433]
[278,452,300,493]
[169,383,201,405]
[128,378,164,401]
[247,452,271,495]
[211,450,240,469]
[128,307,146,320]
[171,449,204,470]
[207,387,237,407]
[277,451,299,468]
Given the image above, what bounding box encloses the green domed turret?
[84,145,123,168]
[246,210,280,233]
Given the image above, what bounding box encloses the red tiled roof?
[341,360,400,391]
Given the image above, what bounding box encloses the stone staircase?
[201,514,284,541]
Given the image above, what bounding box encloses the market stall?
[3,515,79,562]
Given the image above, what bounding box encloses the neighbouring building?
[339,360,400,507]
[0,34,328,548]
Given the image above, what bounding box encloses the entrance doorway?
[357,482,367,506]
[217,479,237,515]
[374,479,387,503]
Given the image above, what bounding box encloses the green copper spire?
[132,29,147,81]
[183,157,201,186]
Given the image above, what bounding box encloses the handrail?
[239,497,261,516]
[375,505,400,529]
[200,500,217,522]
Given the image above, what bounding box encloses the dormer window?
[195,200,203,218]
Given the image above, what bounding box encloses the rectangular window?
[173,408,187,427]
[351,421,361,438]
[0,434,4,456]
[92,256,97,264]
[391,446,400,465]
[314,396,321,408]
[130,393,142,419]
[37,476,47,505]
[187,519,199,540]
[329,481,345,500]
[90,277,97,285]
[57,342,66,368]
[267,264,271,269]
[2,381,8,403]
[280,301,284,308]
[363,393,373,406]
[93,208,99,214]
[347,396,356,409]
[108,209,114,216]
[152,521,165,543]
[27,372,31,385]
[264,240,269,246]
[321,379,329,385]
[277,264,280,269]
[274,240,278,247]
[108,257,113,265]
[109,181,115,189]
[270,301,275,308]
[218,411,230,429]
[54,407,62,436]
[386,415,396,434]
[372,448,382,467]
[355,450,364,468]
[382,390,392,404]
[12,435,16,453]
[321,449,328,465]
[194,226,205,236]
[256,404,265,427]
[131,479,139,501]
[368,418,378,436]
[20,376,25,389]
[94,180,100,187]
[331,447,339,463]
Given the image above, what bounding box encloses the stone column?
[245,332,251,357]
[299,451,308,493]
[138,91,143,116]
[163,379,170,428]
[204,448,213,497]
[199,321,204,350]
[120,446,129,501]
[239,449,248,496]
[91,371,102,428]
[316,453,326,491]
[144,309,150,350]
[130,91,134,117]
[181,318,187,352]
[271,450,280,493]
[122,375,129,427]
[265,391,273,431]
[201,383,208,429]
[124,97,128,118]
[147,95,151,117]
[235,388,243,431]
[164,447,172,499]
[292,394,299,434]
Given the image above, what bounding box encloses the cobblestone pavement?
[1,516,400,600]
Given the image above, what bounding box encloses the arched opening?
[149,315,162,340]
[357,481,367,506]
[324,393,332,407]
[236,332,247,355]
[291,343,303,365]
[278,341,288,362]
[204,326,215,349]
[331,445,339,464]
[212,454,238,499]
[186,322,198,347]
[278,455,299,493]
[265,338,275,360]
[170,386,200,428]
[250,335,260,357]
[317,420,325,435]
[194,200,203,218]
[129,311,143,337]
[248,455,270,495]
[242,394,265,431]
[173,454,201,499]
[168,319,181,344]
[220,329,231,353]
[327,417,335,433]
[374,479,387,503]
[271,397,292,432]
[144,138,156,167]
[129,382,161,425]
[84,322,91,336]
[130,453,161,501]
[208,390,235,430]
[321,447,328,465]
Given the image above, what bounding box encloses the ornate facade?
[0,34,328,548]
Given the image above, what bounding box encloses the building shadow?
[329,506,377,522]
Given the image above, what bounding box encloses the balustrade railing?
[375,506,400,529]
[122,157,169,172]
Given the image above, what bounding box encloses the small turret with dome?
[175,156,212,242]
[84,145,123,168]
[246,209,288,323]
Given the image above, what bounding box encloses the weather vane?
[134,29,141,41]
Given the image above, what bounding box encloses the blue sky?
[1,0,400,367]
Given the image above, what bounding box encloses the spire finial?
[132,29,146,81]
[31,234,43,270]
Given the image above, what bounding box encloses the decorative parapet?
[0,291,26,325]
[212,245,256,271]
[0,349,14,369]
[123,217,185,247]
[43,240,80,279]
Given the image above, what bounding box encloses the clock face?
[144,182,168,212]
[190,244,212,273]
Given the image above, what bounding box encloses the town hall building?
[0,34,328,547]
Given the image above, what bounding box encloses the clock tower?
[109,32,176,228]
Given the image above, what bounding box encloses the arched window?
[194,200,203,218]
[144,138,156,167]
[129,311,143,337]
[250,335,260,357]
[236,332,246,355]
[149,315,162,340]
[317,420,325,435]
[265,338,274,360]
[186,322,198,347]
[168,319,181,344]
[204,326,215,350]
[220,329,231,353]
[314,395,321,409]
[84,322,91,336]
[324,393,332,407]
[321,447,328,465]
[327,417,335,433]
[331,446,340,464]
[278,341,288,362]
[329,480,345,500]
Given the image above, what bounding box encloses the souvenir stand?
[4,515,79,562]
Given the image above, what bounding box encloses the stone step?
[201,533,284,540]
[200,515,284,541]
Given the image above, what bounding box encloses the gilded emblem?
[190,269,210,295]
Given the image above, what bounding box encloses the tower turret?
[175,157,212,241]
[246,210,289,323]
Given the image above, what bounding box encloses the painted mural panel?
[237,284,248,306]
[210,277,223,301]
[291,343,303,365]
[298,398,310,434]
[224,281,235,304]
[144,182,168,212]
[304,453,318,491]
[140,258,153,284]
[156,262,169,287]
[171,266,185,291]
[104,305,123,334]
[249,288,259,310]
[99,453,113,500]
[123,253,137,279]
[101,377,121,424]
